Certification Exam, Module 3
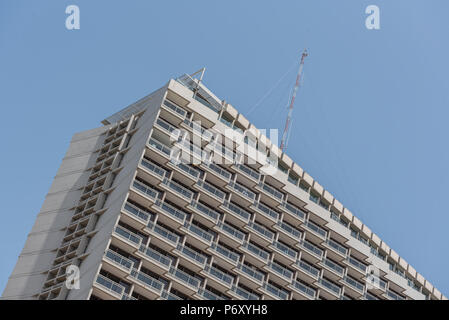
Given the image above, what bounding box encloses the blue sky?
[1,0,448,296]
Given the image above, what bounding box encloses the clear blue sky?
[1,0,448,296]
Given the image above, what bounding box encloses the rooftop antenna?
[280,49,308,152]
[191,67,206,99]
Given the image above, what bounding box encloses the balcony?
[232,163,260,185]
[279,201,306,225]
[121,202,152,230]
[153,201,187,228]
[245,221,274,246]
[154,117,182,140]
[228,285,260,300]
[265,261,293,285]
[194,180,226,206]
[200,161,232,186]
[257,182,284,205]
[145,221,179,251]
[94,274,124,300]
[176,139,206,163]
[289,280,316,300]
[102,250,133,277]
[168,267,201,295]
[294,260,320,282]
[220,201,251,227]
[160,290,183,300]
[168,161,200,185]
[202,265,234,290]
[269,241,298,265]
[385,289,405,300]
[174,244,207,271]
[214,221,245,248]
[344,256,368,277]
[181,221,214,248]
[130,180,160,208]
[208,243,240,268]
[129,268,164,298]
[161,178,194,204]
[161,99,187,122]
[250,202,279,227]
[137,245,173,273]
[303,220,328,242]
[320,258,345,281]
[261,282,289,300]
[234,263,265,288]
[324,238,348,261]
[341,275,365,297]
[181,118,213,144]
[227,181,256,205]
[240,242,270,267]
[147,138,172,162]
[297,239,323,263]
[112,225,143,251]
[365,274,387,293]
[316,277,341,299]
[274,221,302,245]
[196,288,226,300]
[187,201,220,227]
[138,158,167,184]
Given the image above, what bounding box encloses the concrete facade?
[2,74,445,300]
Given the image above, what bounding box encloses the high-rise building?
[2,74,446,300]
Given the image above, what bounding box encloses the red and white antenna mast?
[280,49,308,152]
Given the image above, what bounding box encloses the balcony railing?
[95,274,124,297]
[123,202,151,223]
[204,265,234,286]
[234,163,260,181]
[217,222,245,242]
[386,290,405,300]
[304,220,327,238]
[203,161,232,180]
[161,290,183,300]
[237,263,264,283]
[169,267,201,289]
[190,201,220,222]
[223,201,251,222]
[148,138,171,157]
[263,282,289,300]
[276,221,302,239]
[296,260,320,278]
[156,117,179,136]
[210,243,240,263]
[318,277,341,296]
[326,238,348,256]
[231,285,259,300]
[343,275,365,293]
[104,249,133,271]
[258,182,283,201]
[299,239,323,259]
[272,241,298,260]
[254,202,279,221]
[146,222,180,245]
[173,162,200,180]
[113,226,142,246]
[281,202,306,221]
[346,256,367,274]
[176,244,207,266]
[132,180,159,201]
[157,201,187,224]
[323,258,345,276]
[198,288,225,300]
[162,178,193,200]
[184,222,214,243]
[140,158,167,178]
[291,280,316,299]
[183,118,213,141]
[130,268,164,293]
[247,221,274,241]
[138,245,172,268]
[242,242,270,262]
[196,180,225,201]
[162,99,187,118]
[268,261,293,280]
[228,181,256,201]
